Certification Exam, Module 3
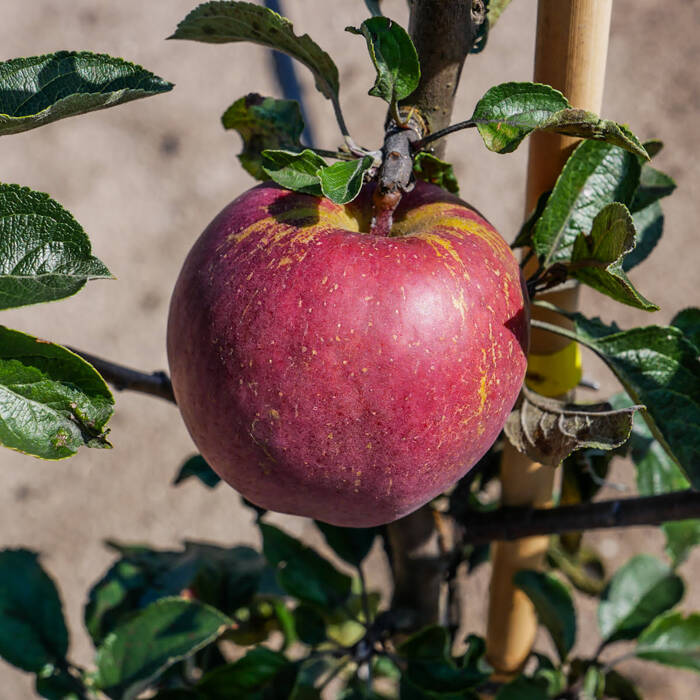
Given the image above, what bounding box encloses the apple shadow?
[267,190,321,227]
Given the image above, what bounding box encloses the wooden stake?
[485,0,613,675]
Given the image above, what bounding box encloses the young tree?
[0,1,698,698]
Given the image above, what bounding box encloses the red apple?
[167,181,529,527]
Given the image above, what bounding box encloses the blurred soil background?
[1,0,698,697]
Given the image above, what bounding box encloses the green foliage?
[315,521,378,567]
[94,597,232,698]
[170,2,339,102]
[173,454,222,488]
[531,140,641,265]
[672,307,700,352]
[514,570,576,662]
[0,51,172,136]
[262,149,327,196]
[0,183,111,310]
[412,153,460,194]
[598,555,684,644]
[534,309,700,489]
[222,93,304,179]
[260,523,352,608]
[636,612,700,672]
[471,83,647,158]
[347,17,420,105]
[0,327,114,458]
[0,550,68,673]
[319,156,374,204]
[568,203,658,310]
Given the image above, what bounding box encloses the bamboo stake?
[485,0,613,675]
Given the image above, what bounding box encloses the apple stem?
[370,188,401,236]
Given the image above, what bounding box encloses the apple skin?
[167,180,529,527]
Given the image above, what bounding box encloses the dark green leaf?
[346,17,420,104]
[536,109,648,160]
[630,165,676,212]
[196,646,296,698]
[0,184,111,310]
[318,156,373,204]
[598,554,684,643]
[398,626,450,660]
[636,612,700,672]
[532,140,641,265]
[495,677,549,700]
[35,667,85,700]
[222,93,304,180]
[173,454,221,488]
[512,189,550,248]
[364,1,384,18]
[568,202,658,310]
[260,523,352,608]
[0,51,172,136]
[603,669,642,700]
[94,597,232,698]
[582,665,605,699]
[532,653,566,696]
[86,542,264,645]
[472,82,569,154]
[513,570,576,661]
[538,311,700,488]
[170,2,339,101]
[643,139,664,159]
[504,385,640,466]
[0,549,68,673]
[261,149,326,196]
[0,327,113,459]
[294,604,327,646]
[672,308,700,353]
[413,153,459,194]
[548,538,607,596]
[314,521,377,567]
[623,200,663,271]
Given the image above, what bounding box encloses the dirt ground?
[1,1,699,697]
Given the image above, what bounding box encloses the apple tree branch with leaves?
[0,1,699,698]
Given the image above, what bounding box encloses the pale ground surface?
[1,1,699,697]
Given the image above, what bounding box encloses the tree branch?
[459,490,700,546]
[69,348,176,404]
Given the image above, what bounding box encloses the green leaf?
[0,549,68,673]
[170,2,339,101]
[623,402,700,567]
[173,454,221,488]
[631,164,676,212]
[504,385,640,466]
[398,626,450,660]
[35,667,85,700]
[294,604,327,646]
[346,17,420,104]
[532,140,641,265]
[0,51,172,136]
[513,570,576,661]
[636,612,700,673]
[85,542,264,645]
[568,202,658,310]
[318,156,373,204]
[196,647,297,698]
[314,521,377,567]
[538,312,700,488]
[672,308,700,353]
[364,0,384,17]
[260,523,352,608]
[603,669,642,700]
[495,677,549,700]
[413,153,460,194]
[513,190,550,249]
[598,555,684,644]
[261,149,326,196]
[94,597,232,698]
[623,200,663,271]
[0,327,113,459]
[472,82,569,154]
[0,184,111,310]
[582,666,605,699]
[222,93,304,180]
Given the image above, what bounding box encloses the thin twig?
[412,119,476,150]
[459,490,700,546]
[69,348,176,404]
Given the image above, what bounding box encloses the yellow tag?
[526,342,582,398]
